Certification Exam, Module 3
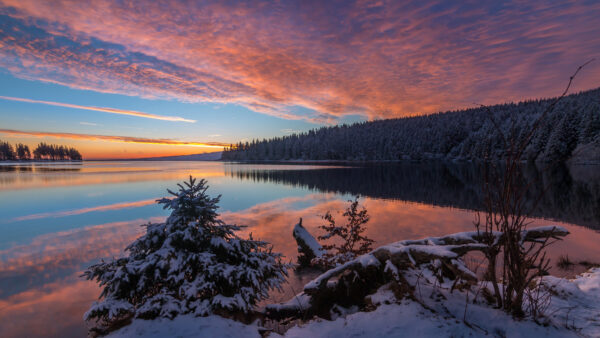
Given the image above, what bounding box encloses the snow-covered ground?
[107,314,261,338]
[107,268,600,338]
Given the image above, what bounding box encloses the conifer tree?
[15,143,31,160]
[0,141,16,160]
[83,177,289,328]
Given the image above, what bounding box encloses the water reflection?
[0,165,34,172]
[226,162,600,229]
[225,195,600,278]
[11,199,158,222]
[0,218,149,337]
[0,161,599,338]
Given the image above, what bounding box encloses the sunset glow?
[0,129,228,159]
[1,0,599,159]
[1,3,599,336]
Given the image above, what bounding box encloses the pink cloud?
[0,1,598,121]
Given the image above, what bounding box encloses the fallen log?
[268,225,569,320]
[292,218,326,267]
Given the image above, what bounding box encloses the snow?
[378,239,463,259]
[106,315,261,338]
[283,299,564,338]
[524,225,568,234]
[304,254,380,291]
[292,221,324,258]
[574,267,600,293]
[356,253,380,267]
[288,268,600,338]
[83,298,133,321]
[105,268,600,338]
[265,292,311,312]
[283,301,478,337]
[540,268,600,337]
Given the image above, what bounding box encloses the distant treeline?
[222,88,600,163]
[0,141,82,161]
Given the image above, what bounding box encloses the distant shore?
[0,159,83,163]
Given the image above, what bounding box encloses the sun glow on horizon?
[0,129,226,159]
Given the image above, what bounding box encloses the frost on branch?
[82,176,290,330]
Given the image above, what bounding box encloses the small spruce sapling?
[315,196,374,268]
[82,176,289,330]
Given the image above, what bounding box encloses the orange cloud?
[0,96,195,122]
[0,1,598,121]
[0,129,228,148]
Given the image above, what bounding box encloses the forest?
[222,88,600,163]
[0,141,82,161]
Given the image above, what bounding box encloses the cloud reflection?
[11,198,158,221]
[2,194,600,337]
[0,218,153,278]
[0,162,226,191]
[222,195,600,269]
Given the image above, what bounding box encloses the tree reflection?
[227,163,600,229]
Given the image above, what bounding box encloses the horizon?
[1,1,599,159]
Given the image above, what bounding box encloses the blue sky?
[0,71,328,158]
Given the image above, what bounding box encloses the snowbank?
[107,268,600,338]
[107,315,261,338]
[285,268,600,337]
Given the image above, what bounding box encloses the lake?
[0,161,599,337]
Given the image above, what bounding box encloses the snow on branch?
[268,226,568,320]
[292,218,325,267]
[82,176,291,332]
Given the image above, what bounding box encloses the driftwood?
[267,226,568,320]
[292,218,326,268]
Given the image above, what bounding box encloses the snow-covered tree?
[314,196,374,268]
[83,176,289,328]
[222,87,600,163]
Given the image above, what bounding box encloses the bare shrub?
[475,60,593,317]
[315,196,374,268]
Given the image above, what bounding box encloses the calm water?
[0,161,599,337]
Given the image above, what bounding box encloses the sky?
[0,0,599,159]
